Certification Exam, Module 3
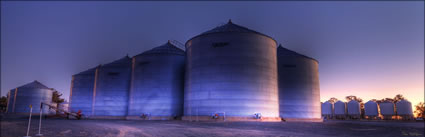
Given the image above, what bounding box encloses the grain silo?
[69,66,99,116]
[183,20,280,121]
[93,56,132,118]
[6,81,54,114]
[127,41,185,120]
[277,45,321,122]
[334,101,346,119]
[396,100,413,120]
[6,89,15,113]
[347,100,361,119]
[364,100,379,119]
[379,101,395,120]
[321,101,333,119]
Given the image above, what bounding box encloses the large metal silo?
[379,102,395,120]
[396,100,413,120]
[6,81,54,114]
[364,100,379,119]
[127,41,185,120]
[93,56,132,118]
[184,20,280,121]
[69,66,99,116]
[277,45,321,122]
[334,101,346,119]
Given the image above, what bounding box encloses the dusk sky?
[1,2,424,109]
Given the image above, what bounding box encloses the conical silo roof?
[17,80,50,89]
[187,20,277,46]
[277,45,318,63]
[74,65,100,76]
[136,41,185,56]
[102,56,132,67]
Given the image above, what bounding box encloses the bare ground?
[1,117,423,137]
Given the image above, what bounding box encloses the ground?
[1,117,424,137]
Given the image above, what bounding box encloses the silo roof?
[74,65,100,76]
[187,20,277,46]
[136,41,185,56]
[102,56,132,67]
[277,45,318,63]
[17,80,50,89]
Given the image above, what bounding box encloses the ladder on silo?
[169,40,185,50]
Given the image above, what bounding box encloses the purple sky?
[1,2,424,107]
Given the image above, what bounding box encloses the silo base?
[125,116,180,120]
[182,116,281,122]
[87,116,127,120]
[282,118,323,122]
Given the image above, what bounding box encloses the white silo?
[364,100,379,119]
[379,101,395,120]
[334,101,346,119]
[184,20,280,121]
[127,41,185,120]
[69,66,99,117]
[321,101,333,119]
[277,45,321,122]
[6,81,55,115]
[93,56,132,118]
[347,100,361,119]
[396,100,413,120]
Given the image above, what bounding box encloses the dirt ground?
[1,116,424,137]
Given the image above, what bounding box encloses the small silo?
[93,56,132,118]
[277,45,321,122]
[334,101,346,119]
[184,20,280,121]
[379,101,395,120]
[127,41,185,120]
[364,100,379,119]
[396,100,413,120]
[321,101,333,119]
[6,81,54,114]
[69,66,99,116]
[347,100,361,119]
